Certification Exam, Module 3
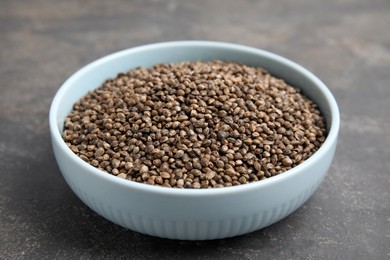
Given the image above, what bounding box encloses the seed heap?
[63,60,326,188]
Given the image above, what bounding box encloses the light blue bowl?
[49,41,340,240]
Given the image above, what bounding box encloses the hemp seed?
[63,60,326,188]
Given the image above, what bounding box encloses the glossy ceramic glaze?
[49,41,340,240]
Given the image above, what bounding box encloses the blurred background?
[1,0,389,259]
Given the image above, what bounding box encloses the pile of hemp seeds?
[63,60,327,189]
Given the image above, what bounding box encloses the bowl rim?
[49,40,340,197]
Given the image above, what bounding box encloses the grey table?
[1,0,389,259]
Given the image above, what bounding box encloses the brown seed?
[146,176,156,185]
[117,173,127,179]
[160,136,169,143]
[220,145,229,153]
[236,166,246,174]
[91,159,99,167]
[177,179,184,187]
[226,168,236,177]
[141,172,150,181]
[155,176,163,184]
[193,161,202,170]
[282,157,293,166]
[177,115,188,121]
[184,182,192,188]
[162,182,171,188]
[253,161,261,171]
[175,150,185,159]
[160,172,171,179]
[200,157,209,167]
[95,147,105,157]
[184,161,193,170]
[152,149,165,159]
[125,162,134,170]
[215,160,224,168]
[223,175,232,183]
[217,131,229,140]
[238,176,247,184]
[140,165,149,174]
[111,159,120,168]
[205,171,216,180]
[244,153,254,161]
[191,169,202,176]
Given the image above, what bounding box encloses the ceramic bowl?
[49,41,340,240]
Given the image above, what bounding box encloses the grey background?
[1,0,389,259]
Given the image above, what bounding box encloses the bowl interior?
[50,41,340,192]
[53,42,336,131]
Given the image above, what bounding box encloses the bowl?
[49,41,340,240]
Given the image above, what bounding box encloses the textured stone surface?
[1,0,389,259]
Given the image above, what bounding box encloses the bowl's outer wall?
[51,42,339,240]
[53,136,336,240]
